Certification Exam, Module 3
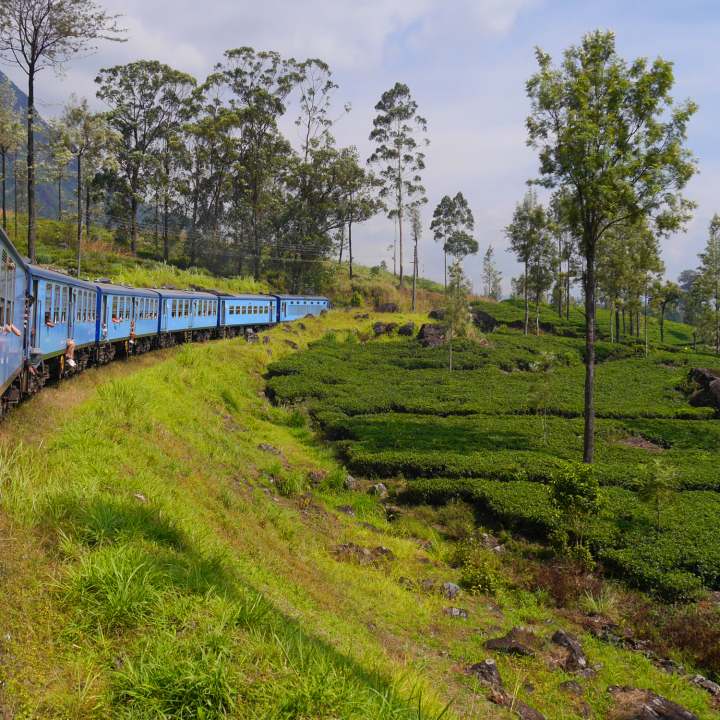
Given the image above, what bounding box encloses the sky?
[2,0,719,292]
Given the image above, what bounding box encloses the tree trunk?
[397,158,404,288]
[130,195,138,254]
[444,250,447,290]
[610,303,614,343]
[85,183,91,241]
[535,296,540,335]
[523,261,529,335]
[557,235,562,316]
[615,304,621,342]
[348,213,354,279]
[566,262,571,320]
[13,153,18,243]
[163,193,169,262]
[622,308,626,335]
[76,154,82,276]
[583,238,597,464]
[1,149,6,231]
[27,68,36,262]
[338,224,344,265]
[58,174,62,221]
[412,235,418,312]
[660,303,665,344]
[644,288,649,357]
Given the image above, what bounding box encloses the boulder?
[284,339,299,349]
[385,322,398,334]
[262,335,270,345]
[247,332,259,344]
[429,309,446,320]
[472,308,500,332]
[559,680,584,696]
[368,483,388,498]
[343,475,360,491]
[691,675,720,697]
[376,303,398,313]
[398,322,416,336]
[551,629,589,672]
[687,368,720,410]
[485,627,538,657]
[607,686,698,720]
[354,313,370,319]
[418,323,446,348]
[373,322,387,336]
[467,658,504,689]
[441,581,461,599]
[337,505,356,516]
[258,443,282,456]
[443,607,469,619]
[307,469,328,485]
[384,505,403,521]
[332,543,396,565]
[420,578,436,593]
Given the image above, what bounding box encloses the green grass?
[473,298,696,346]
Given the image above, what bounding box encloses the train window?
[125,297,131,320]
[44,283,52,324]
[53,285,60,323]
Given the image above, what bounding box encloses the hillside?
[0,309,719,719]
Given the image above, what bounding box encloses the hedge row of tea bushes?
[267,329,720,599]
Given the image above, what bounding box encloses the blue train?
[0,228,329,414]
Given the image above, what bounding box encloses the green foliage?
[550,462,601,546]
[637,459,678,530]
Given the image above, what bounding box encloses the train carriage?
[28,265,98,375]
[220,294,275,335]
[156,289,219,345]
[95,283,161,360]
[273,295,330,323]
[0,229,28,408]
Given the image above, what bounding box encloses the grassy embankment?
[4,213,445,311]
[1,310,717,719]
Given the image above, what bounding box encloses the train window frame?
[53,284,61,323]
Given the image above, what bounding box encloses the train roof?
[273,294,329,301]
[94,282,160,298]
[224,294,274,301]
[151,288,218,299]
[28,264,98,291]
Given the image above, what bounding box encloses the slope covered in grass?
[1,311,717,719]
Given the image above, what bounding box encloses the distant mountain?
[0,69,73,221]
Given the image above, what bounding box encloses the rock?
[262,335,270,344]
[444,607,469,619]
[284,339,299,349]
[486,686,546,720]
[368,483,388,498]
[298,322,306,330]
[467,658,504,689]
[420,578,436,593]
[552,629,589,672]
[258,443,282,456]
[608,686,698,720]
[398,576,416,590]
[687,368,720,410]
[485,627,538,657]
[337,505,356,516]
[376,302,398,313]
[247,332,259,343]
[384,505,403,521]
[559,680,584,696]
[441,581,461,599]
[133,492,147,503]
[354,313,369,319]
[307,469,328,485]
[385,322,398,334]
[471,308,500,332]
[398,322,415,336]
[344,475,360,491]
[332,543,396,565]
[428,309,446,320]
[418,323,446,348]
[692,675,720,696]
[373,322,387,336]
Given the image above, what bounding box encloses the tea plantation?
[267,321,720,601]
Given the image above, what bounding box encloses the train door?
[67,288,76,339]
[30,278,39,349]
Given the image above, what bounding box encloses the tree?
[0,77,22,231]
[697,215,720,353]
[430,192,475,287]
[652,280,682,344]
[0,0,124,261]
[444,260,472,371]
[505,190,549,335]
[550,462,600,554]
[482,245,502,300]
[44,116,72,220]
[638,459,677,531]
[526,31,697,463]
[368,82,428,288]
[62,95,116,274]
[216,48,300,279]
[527,225,557,334]
[96,60,196,253]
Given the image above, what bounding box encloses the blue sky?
[3,0,718,292]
